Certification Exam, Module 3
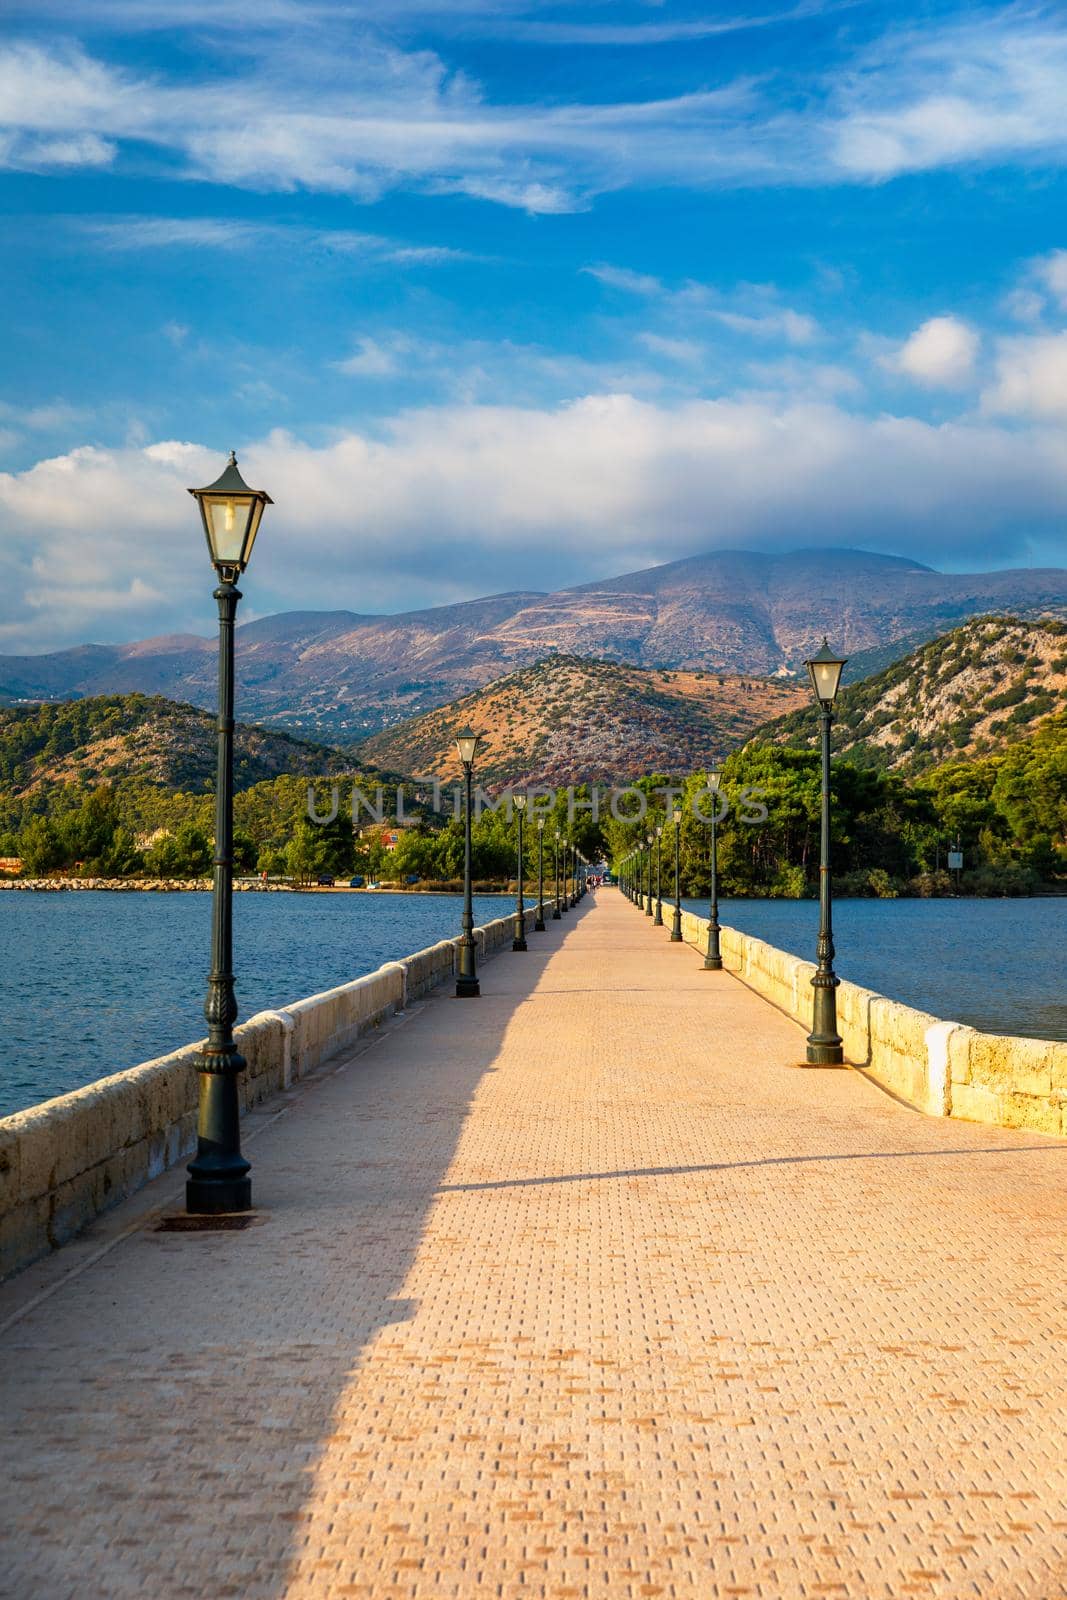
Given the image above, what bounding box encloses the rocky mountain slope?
[2,549,1064,738]
[762,616,1067,774]
[357,656,807,785]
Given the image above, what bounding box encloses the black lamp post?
[670,807,683,941]
[553,829,562,918]
[805,639,847,1065]
[654,825,664,925]
[512,795,528,951]
[704,768,723,971]
[645,834,654,916]
[455,727,481,998]
[185,451,272,1215]
[535,816,546,930]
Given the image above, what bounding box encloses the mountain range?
[2,548,1064,738]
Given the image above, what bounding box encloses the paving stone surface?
[1,890,1065,1600]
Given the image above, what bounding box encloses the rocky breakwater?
[0,877,289,892]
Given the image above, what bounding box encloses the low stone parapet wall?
[0,901,553,1281]
[665,900,1066,1137]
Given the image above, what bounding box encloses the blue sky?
[2,0,1067,650]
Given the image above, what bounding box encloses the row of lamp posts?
[618,638,847,1068]
[182,453,845,1215]
[453,726,586,1000]
[182,455,590,1218]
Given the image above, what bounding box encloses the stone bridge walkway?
[1,891,1065,1600]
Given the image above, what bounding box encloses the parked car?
[348,875,364,888]
[316,874,335,887]
[405,874,420,884]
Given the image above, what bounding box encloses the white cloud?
[4,14,1067,209]
[983,332,1067,418]
[3,397,1067,651]
[78,214,472,263]
[829,16,1067,179]
[637,334,705,365]
[583,265,664,297]
[335,336,408,378]
[883,316,979,389]
[1034,248,1067,309]
[708,307,818,345]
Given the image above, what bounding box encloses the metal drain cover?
[156,1213,258,1232]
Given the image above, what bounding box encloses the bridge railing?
[0,898,559,1282]
[658,899,1066,1139]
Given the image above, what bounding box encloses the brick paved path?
[1,890,1065,1600]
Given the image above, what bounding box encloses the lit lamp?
[455,727,481,998]
[185,452,272,1214]
[805,639,847,1064]
[704,768,723,971]
[670,806,683,941]
[512,794,528,951]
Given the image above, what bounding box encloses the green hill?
[356,655,807,786]
[0,694,410,876]
[761,617,1067,775]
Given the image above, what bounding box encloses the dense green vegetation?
[2,645,1065,897]
[602,716,1067,898]
[768,616,1067,776]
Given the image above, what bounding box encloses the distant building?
[0,858,23,876]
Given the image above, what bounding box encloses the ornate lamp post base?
[456,973,481,999]
[806,977,843,1063]
[186,1064,252,1212]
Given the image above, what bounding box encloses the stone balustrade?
[0,902,550,1281]
[672,900,1067,1137]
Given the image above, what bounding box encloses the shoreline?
[0,877,516,895]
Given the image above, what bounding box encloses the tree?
[286,820,327,885]
[18,816,63,876]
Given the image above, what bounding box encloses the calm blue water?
[0,891,513,1117]
[683,896,1067,1045]
[4,892,1066,1118]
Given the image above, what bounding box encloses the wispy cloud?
[583,264,663,296]
[586,265,820,347]
[77,214,474,262]
[4,13,1067,211]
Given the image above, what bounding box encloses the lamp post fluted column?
[455,729,481,998]
[185,451,271,1216]
[808,708,843,1061]
[704,774,723,970]
[186,575,251,1213]
[654,826,664,925]
[804,640,847,1064]
[512,798,528,951]
[645,836,654,916]
[670,808,682,941]
[535,817,546,930]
